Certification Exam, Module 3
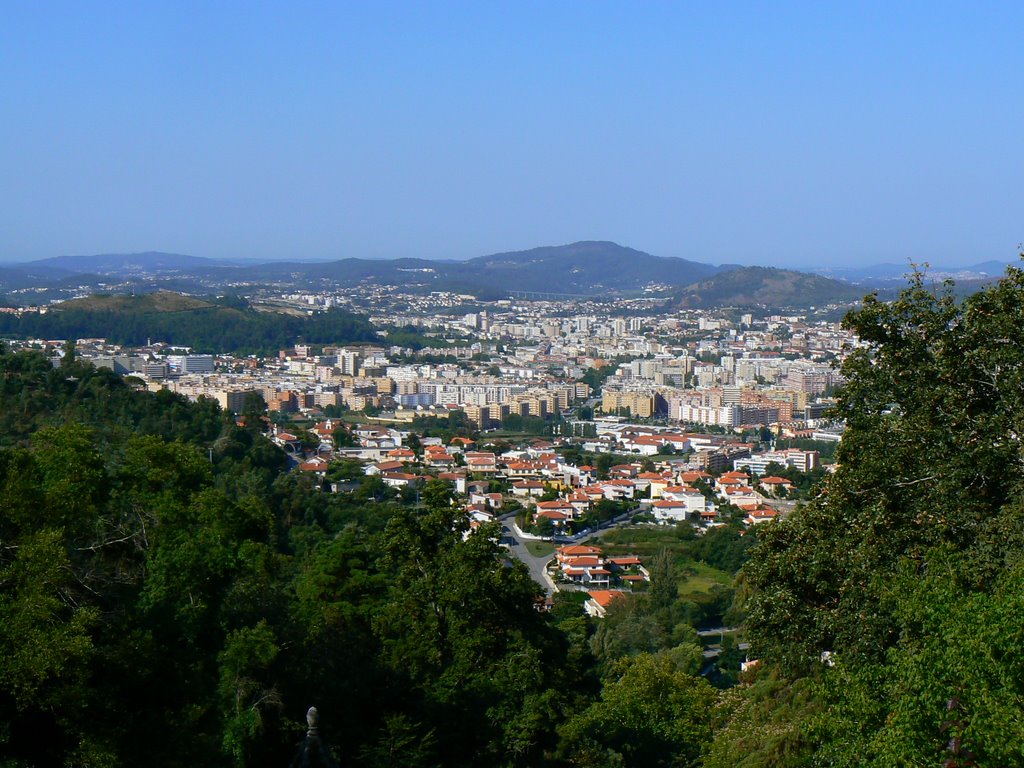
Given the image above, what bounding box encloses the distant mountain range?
[197,241,731,297]
[29,251,237,275]
[0,241,730,297]
[1,242,1016,309]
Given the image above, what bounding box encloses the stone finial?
[290,706,338,768]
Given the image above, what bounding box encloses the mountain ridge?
[4,242,1000,308]
[7,242,728,297]
[28,251,234,274]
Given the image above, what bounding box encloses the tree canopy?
[729,267,1024,765]
[0,303,380,354]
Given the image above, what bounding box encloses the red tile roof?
[587,590,626,608]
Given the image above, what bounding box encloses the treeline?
[381,325,453,350]
[0,305,380,354]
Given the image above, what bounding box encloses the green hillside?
[59,291,219,313]
[0,291,379,353]
[676,266,867,309]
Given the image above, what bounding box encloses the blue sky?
[1,2,1021,267]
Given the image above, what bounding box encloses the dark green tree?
[730,266,1024,764]
[372,494,571,765]
[61,338,76,367]
[557,652,716,768]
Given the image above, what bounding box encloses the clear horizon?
[2,3,1021,268]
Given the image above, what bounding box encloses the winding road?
[499,516,558,593]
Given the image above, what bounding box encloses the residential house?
[448,436,476,453]
[386,447,416,463]
[742,505,780,526]
[607,556,649,585]
[535,500,576,521]
[365,460,404,475]
[555,544,611,587]
[505,460,546,480]
[297,456,330,478]
[381,472,422,489]
[469,491,503,509]
[511,480,546,498]
[720,484,761,508]
[424,446,457,468]
[608,463,640,479]
[598,478,636,501]
[759,475,795,496]
[566,491,592,517]
[556,544,603,564]
[679,470,713,485]
[584,589,626,618]
[670,483,705,510]
[651,498,689,524]
[464,451,498,474]
[637,471,670,498]
[352,426,401,449]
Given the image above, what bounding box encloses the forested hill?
[0,292,380,353]
[205,241,728,297]
[673,266,866,309]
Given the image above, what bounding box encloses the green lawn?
[525,540,555,557]
[677,561,733,599]
[593,526,693,558]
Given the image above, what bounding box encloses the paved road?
[702,642,750,660]
[696,626,743,638]
[500,517,557,594]
[498,508,641,594]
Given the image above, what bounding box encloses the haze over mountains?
[74,242,727,296]
[0,241,1014,308]
[28,251,238,275]
[812,259,1018,284]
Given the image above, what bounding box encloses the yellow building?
[602,391,655,418]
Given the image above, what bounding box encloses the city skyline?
[2,2,1022,268]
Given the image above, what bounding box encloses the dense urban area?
[3,283,845,569]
